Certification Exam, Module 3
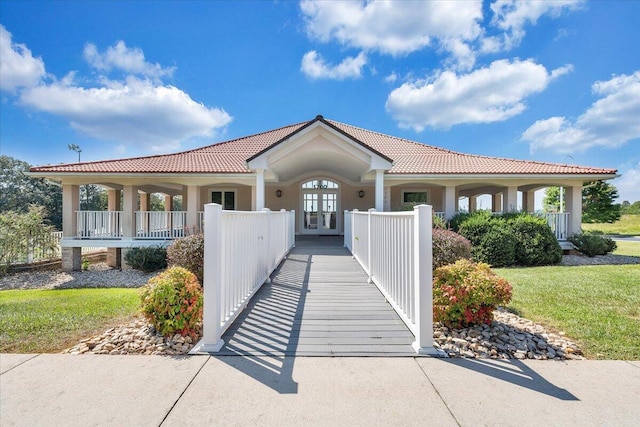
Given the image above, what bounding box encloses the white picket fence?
[192,204,295,353]
[344,205,436,354]
[8,231,106,265]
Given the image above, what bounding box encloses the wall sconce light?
[276,190,282,198]
[358,190,365,198]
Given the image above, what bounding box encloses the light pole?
[68,144,82,163]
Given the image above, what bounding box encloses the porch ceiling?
[268,135,371,182]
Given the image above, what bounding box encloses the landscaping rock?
[435,307,584,360]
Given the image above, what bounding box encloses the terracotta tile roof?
[30,116,617,176]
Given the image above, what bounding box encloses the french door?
[301,179,339,235]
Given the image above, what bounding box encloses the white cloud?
[300,0,483,69]
[0,25,46,93]
[614,161,640,203]
[489,0,584,51]
[20,76,232,152]
[83,40,175,79]
[384,72,398,84]
[522,71,640,154]
[301,50,367,80]
[386,59,570,131]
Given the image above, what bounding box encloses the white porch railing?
[77,211,122,238]
[135,211,188,239]
[544,213,570,241]
[343,209,352,251]
[348,205,436,354]
[193,205,295,353]
[434,212,446,220]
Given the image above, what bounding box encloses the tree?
[0,205,57,275]
[0,156,62,229]
[621,201,640,215]
[543,186,564,213]
[80,184,108,211]
[582,181,622,223]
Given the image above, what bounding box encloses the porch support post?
[412,204,437,355]
[565,185,583,236]
[140,192,151,211]
[164,195,173,211]
[503,186,518,212]
[107,189,121,269]
[256,169,265,210]
[444,185,456,219]
[62,184,81,272]
[251,186,256,211]
[121,185,137,269]
[375,170,384,211]
[469,195,477,212]
[492,193,501,213]
[186,185,201,232]
[522,191,535,213]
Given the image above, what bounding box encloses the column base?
[62,247,82,272]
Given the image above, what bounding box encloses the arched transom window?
[301,179,339,190]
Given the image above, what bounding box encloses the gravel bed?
[0,263,159,291]
[560,253,640,266]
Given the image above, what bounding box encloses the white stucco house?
[29,115,617,271]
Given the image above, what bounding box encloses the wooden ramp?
[218,236,417,356]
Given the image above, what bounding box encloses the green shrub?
[166,233,204,283]
[457,213,498,245]
[432,229,472,269]
[507,215,562,266]
[475,227,517,267]
[433,259,512,328]
[139,267,203,338]
[569,231,617,257]
[449,211,492,232]
[432,215,447,229]
[124,246,167,272]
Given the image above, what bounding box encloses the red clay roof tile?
[30,117,616,176]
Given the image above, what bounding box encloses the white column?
[375,170,384,211]
[256,169,265,210]
[412,204,436,355]
[503,186,518,212]
[444,186,456,219]
[565,185,583,236]
[186,185,201,231]
[251,186,256,211]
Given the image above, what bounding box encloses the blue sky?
[1,0,639,202]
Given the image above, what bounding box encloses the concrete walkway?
[2,354,639,426]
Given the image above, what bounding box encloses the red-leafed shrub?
[140,267,203,338]
[432,228,472,269]
[433,259,512,328]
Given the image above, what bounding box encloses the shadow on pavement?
[439,357,579,401]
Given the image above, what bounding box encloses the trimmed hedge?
[124,246,167,272]
[455,211,561,267]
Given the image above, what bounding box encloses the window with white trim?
[402,190,429,204]
[211,191,236,210]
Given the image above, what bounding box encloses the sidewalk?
[1,354,639,426]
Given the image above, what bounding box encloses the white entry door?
[301,179,339,235]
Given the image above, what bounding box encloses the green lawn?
[0,288,140,353]
[613,240,640,257]
[582,214,640,236]
[496,264,640,360]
